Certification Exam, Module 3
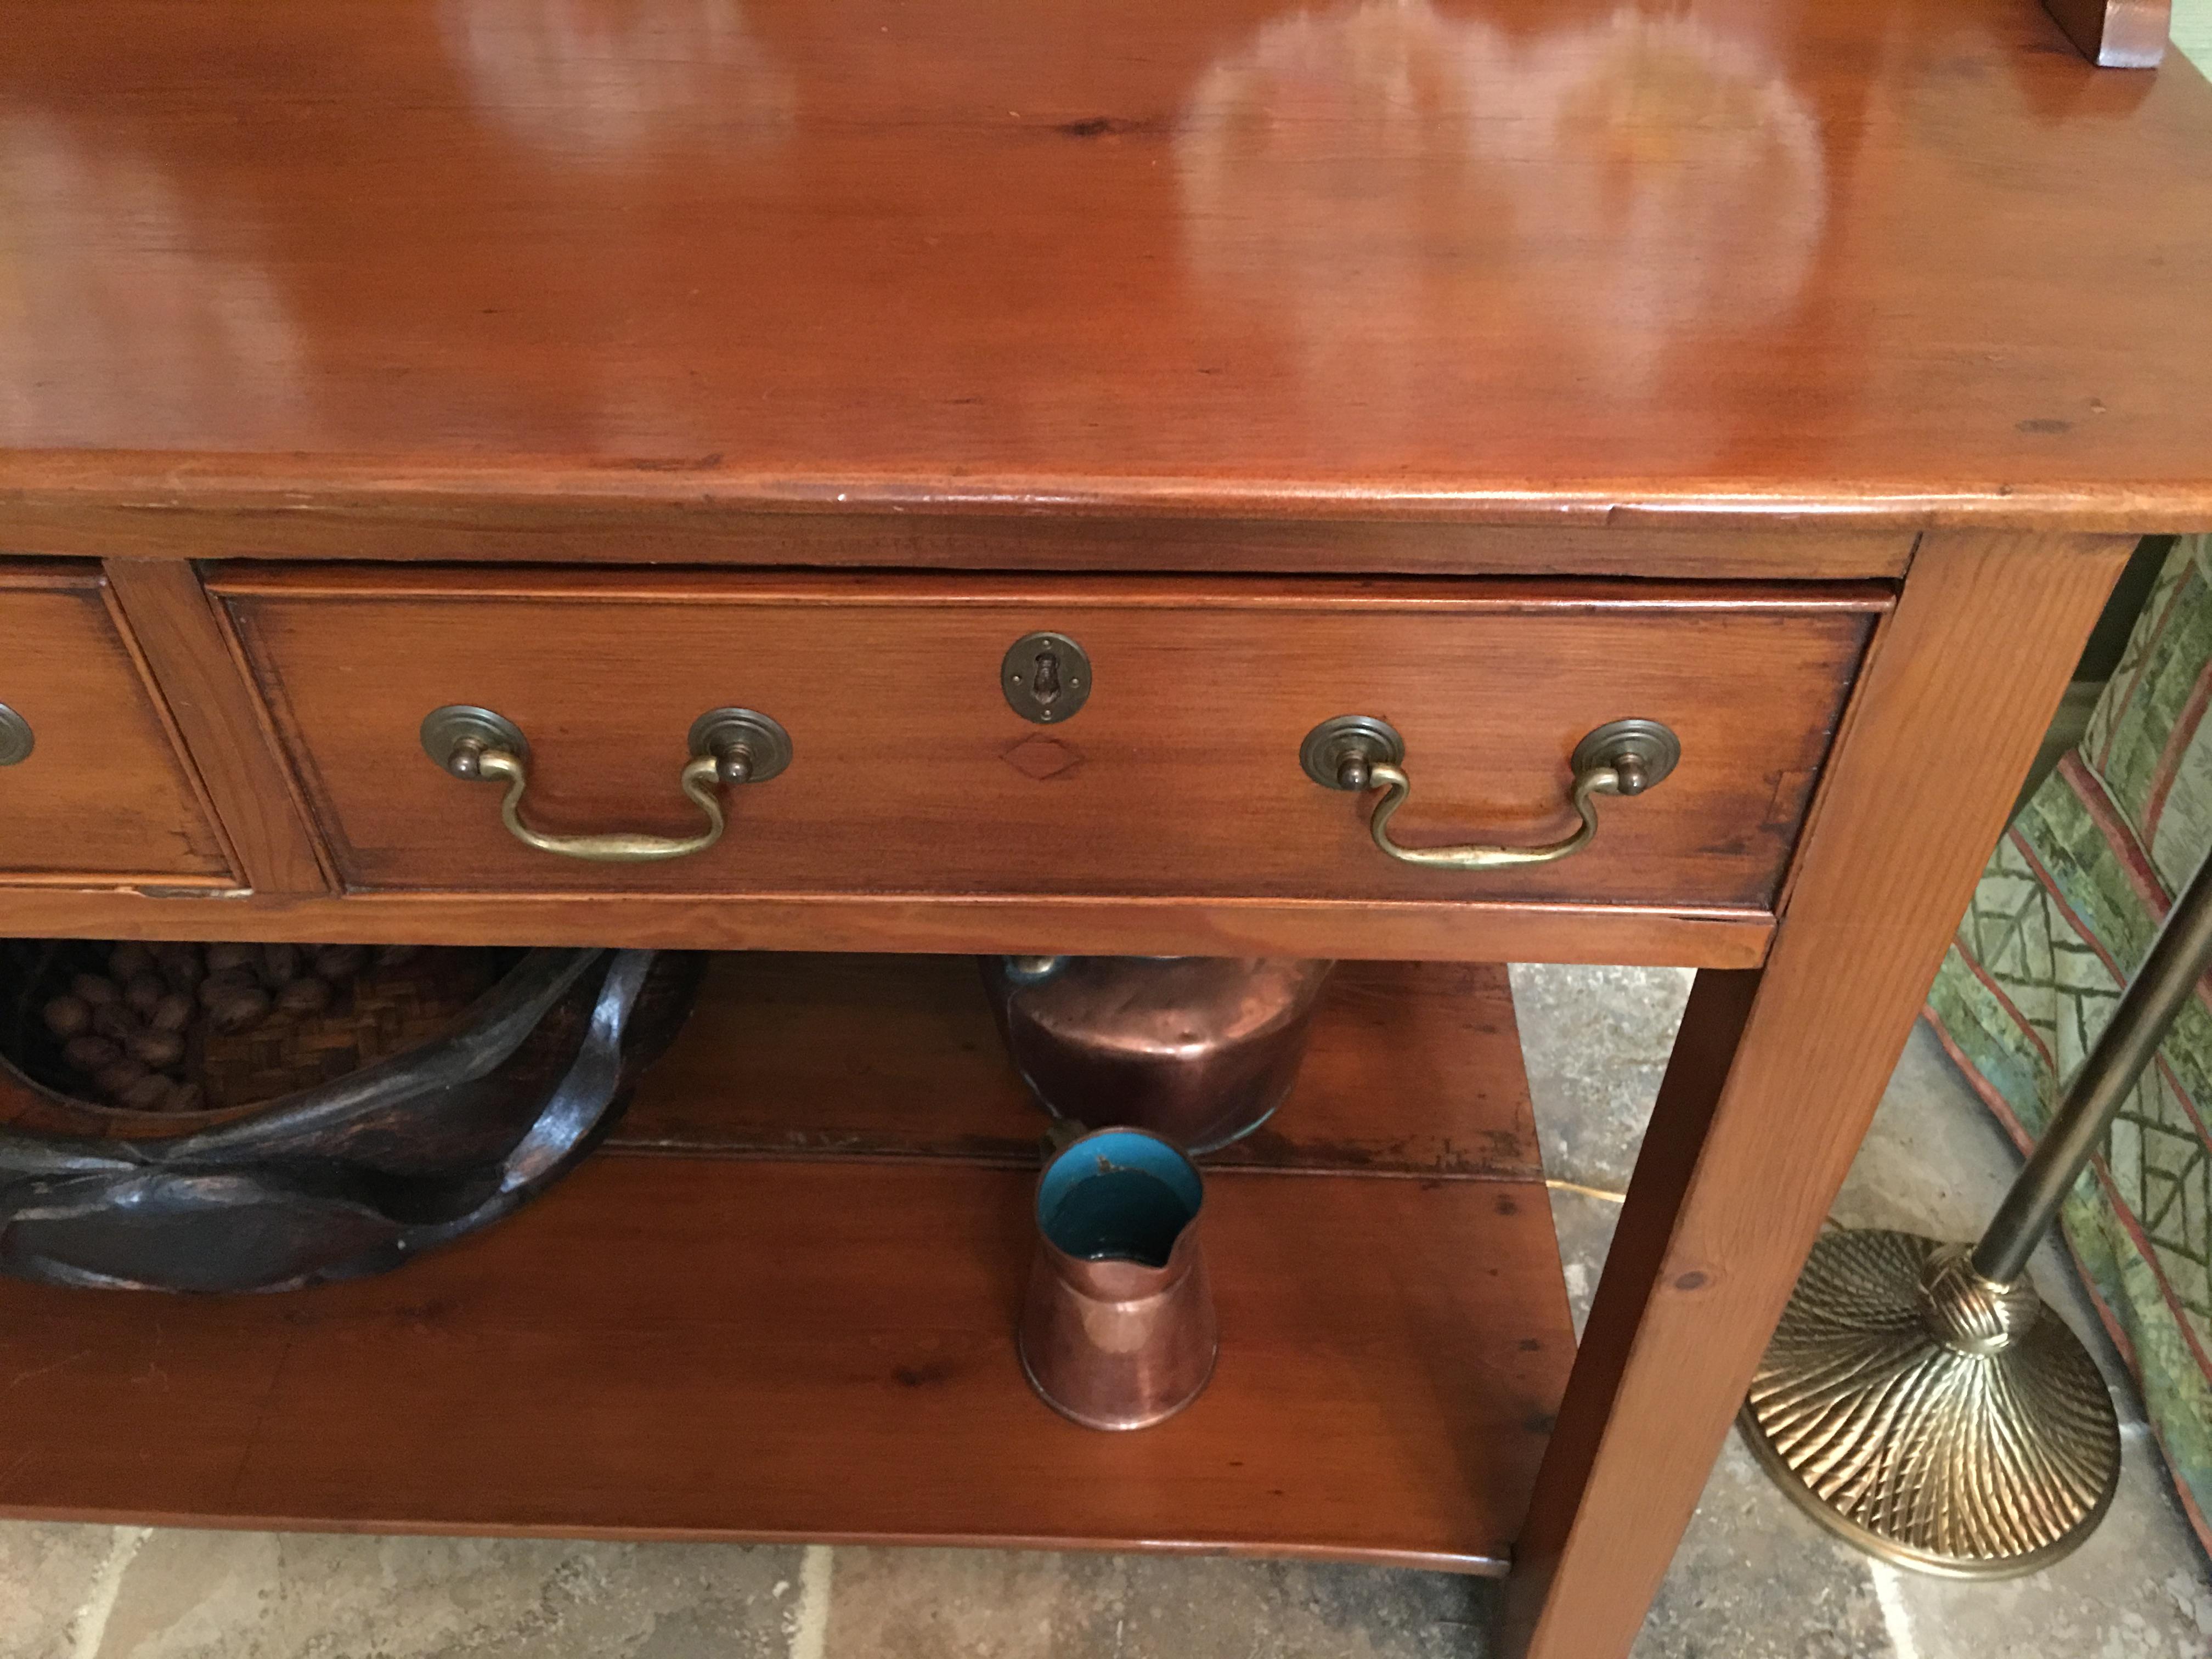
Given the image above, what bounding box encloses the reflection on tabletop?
[0,0,2200,503]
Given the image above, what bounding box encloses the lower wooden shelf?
[0,957,1573,1572]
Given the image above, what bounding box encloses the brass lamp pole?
[1742,845,2212,1577]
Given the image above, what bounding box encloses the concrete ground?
[6,964,2207,1658]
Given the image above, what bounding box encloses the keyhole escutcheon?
[1001,631,1093,725]
[1031,650,1063,707]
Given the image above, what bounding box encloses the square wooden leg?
[1501,532,2136,1659]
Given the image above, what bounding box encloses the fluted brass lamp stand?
[1743,846,2212,1577]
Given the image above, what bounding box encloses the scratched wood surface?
[0,0,2208,537]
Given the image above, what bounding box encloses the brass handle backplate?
[420,704,791,864]
[1300,715,1679,870]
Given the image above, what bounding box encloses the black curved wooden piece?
[0,947,703,1292]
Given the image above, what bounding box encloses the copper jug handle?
[1299,716,1679,870]
[420,705,791,864]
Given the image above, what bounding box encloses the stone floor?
[7,964,2208,1658]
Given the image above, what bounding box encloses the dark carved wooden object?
[0,948,703,1291]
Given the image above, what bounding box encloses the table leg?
[1500,531,2136,1659]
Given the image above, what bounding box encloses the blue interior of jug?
[1038,1130,1204,1267]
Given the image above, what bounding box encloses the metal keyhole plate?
[1002,631,1092,724]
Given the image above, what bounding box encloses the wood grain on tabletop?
[216,568,1880,910]
[1503,532,2137,1659]
[0,0,2207,539]
[0,567,236,882]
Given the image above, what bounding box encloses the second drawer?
[217,567,1882,910]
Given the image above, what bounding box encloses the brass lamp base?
[1741,1229,2120,1579]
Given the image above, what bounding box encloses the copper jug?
[980,956,1333,1152]
[1018,1126,1217,1430]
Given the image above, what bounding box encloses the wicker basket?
[0,940,514,1133]
[0,944,703,1292]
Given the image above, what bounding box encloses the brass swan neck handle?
[1300,716,1679,871]
[421,705,791,865]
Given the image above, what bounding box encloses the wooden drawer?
[217,568,1883,911]
[0,566,234,883]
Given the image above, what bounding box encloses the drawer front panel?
[220,570,1880,910]
[0,568,234,882]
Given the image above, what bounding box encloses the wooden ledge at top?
[0,496,1932,581]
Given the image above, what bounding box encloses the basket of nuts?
[36,940,483,1119]
[0,940,703,1291]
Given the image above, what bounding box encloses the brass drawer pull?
[1300,716,1679,870]
[420,705,791,864]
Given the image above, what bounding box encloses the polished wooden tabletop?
[3,0,2211,530]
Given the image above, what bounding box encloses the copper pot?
[980,956,1333,1153]
[1018,1127,1217,1430]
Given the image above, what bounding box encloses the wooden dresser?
[2,0,2209,1653]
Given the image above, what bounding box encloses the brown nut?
[314,944,368,981]
[206,987,272,1034]
[62,1035,121,1073]
[205,943,256,974]
[108,941,156,980]
[92,1003,141,1043]
[126,1030,187,1069]
[150,991,193,1034]
[260,943,299,986]
[41,995,92,1039]
[199,969,257,1008]
[124,973,167,1017]
[168,1082,205,1114]
[94,1058,150,1096]
[156,945,206,992]
[119,1073,174,1112]
[70,973,121,1007]
[276,977,333,1016]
